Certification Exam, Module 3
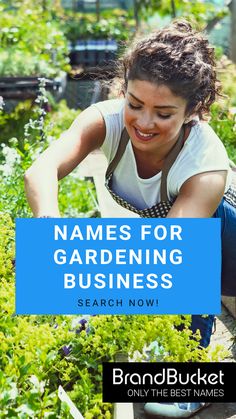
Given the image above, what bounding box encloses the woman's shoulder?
[168,121,230,198]
[92,98,125,161]
[190,120,229,160]
[92,98,125,118]
[185,120,228,157]
[189,120,224,145]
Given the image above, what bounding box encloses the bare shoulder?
[65,104,106,149]
[168,171,227,218]
[180,171,227,195]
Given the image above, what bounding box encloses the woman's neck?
[132,125,190,179]
[133,150,165,178]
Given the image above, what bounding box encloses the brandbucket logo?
[103,362,236,403]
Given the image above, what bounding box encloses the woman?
[25,20,236,418]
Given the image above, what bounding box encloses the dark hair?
[121,19,221,120]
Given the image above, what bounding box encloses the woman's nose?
[136,113,155,130]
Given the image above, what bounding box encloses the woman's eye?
[158,114,171,119]
[127,102,171,118]
[128,102,141,110]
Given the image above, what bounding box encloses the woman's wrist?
[36,211,61,218]
[35,209,61,218]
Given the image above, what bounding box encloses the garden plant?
[0,1,70,77]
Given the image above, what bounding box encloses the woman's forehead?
[126,79,187,107]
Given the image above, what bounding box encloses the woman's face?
[124,79,190,155]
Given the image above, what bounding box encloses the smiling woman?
[24,18,236,419]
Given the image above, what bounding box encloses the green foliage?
[134,0,228,28]
[0,1,70,77]
[63,9,135,43]
[173,0,228,28]
[218,57,236,107]
[210,103,236,163]
[0,214,72,417]
[0,96,98,218]
[0,99,78,150]
[209,57,236,163]
[0,49,61,78]
[59,175,99,218]
[0,100,38,150]
[44,100,79,140]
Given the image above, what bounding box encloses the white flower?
[2,145,21,163]
[0,96,4,110]
[9,137,18,147]
[29,375,46,394]
[0,164,14,177]
[31,147,43,160]
[0,145,21,178]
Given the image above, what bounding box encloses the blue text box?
[15,218,221,315]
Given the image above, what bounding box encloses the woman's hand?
[24,106,106,217]
[167,171,227,218]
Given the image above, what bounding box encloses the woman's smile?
[134,127,158,141]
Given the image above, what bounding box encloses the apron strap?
[105,128,130,179]
[229,159,236,171]
[160,126,185,201]
[105,125,186,202]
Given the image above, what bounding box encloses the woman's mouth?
[134,128,157,141]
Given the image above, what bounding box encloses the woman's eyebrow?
[128,92,178,109]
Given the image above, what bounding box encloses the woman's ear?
[184,116,193,124]
[184,102,202,124]
[184,113,196,124]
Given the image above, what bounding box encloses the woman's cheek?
[124,106,132,120]
[123,108,134,128]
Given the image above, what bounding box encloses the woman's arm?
[167,171,227,218]
[24,106,106,217]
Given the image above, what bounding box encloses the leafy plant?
[132,0,228,30]
[0,97,78,150]
[209,57,236,163]
[0,1,70,77]
[210,103,236,163]
[0,49,62,77]
[63,9,135,43]
[0,81,98,219]
[218,56,236,107]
